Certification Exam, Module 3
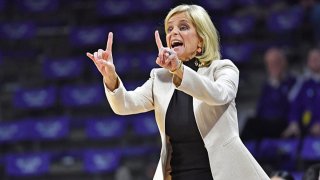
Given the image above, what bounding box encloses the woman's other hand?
[155,30,181,72]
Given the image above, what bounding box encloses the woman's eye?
[167,27,173,32]
[180,25,189,31]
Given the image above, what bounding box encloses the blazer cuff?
[104,77,123,95]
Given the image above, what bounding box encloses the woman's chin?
[176,55,186,61]
[175,52,186,60]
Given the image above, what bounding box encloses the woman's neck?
[183,57,198,71]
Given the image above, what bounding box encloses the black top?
[165,58,213,180]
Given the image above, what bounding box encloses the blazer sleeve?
[176,60,239,106]
[104,69,155,115]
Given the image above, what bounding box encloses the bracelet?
[169,60,182,74]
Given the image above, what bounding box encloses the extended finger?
[86,52,95,61]
[87,52,104,70]
[87,52,100,65]
[155,30,163,51]
[106,32,113,52]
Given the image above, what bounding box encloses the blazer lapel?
[154,71,175,134]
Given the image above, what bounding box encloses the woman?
[87,4,269,180]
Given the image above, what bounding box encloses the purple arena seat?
[131,113,158,136]
[220,15,255,36]
[115,22,154,43]
[113,52,157,75]
[291,171,303,180]
[136,52,158,71]
[85,117,126,139]
[14,86,56,109]
[0,21,36,40]
[42,57,84,80]
[5,152,50,176]
[28,116,69,140]
[267,7,303,33]
[112,53,134,75]
[222,43,255,63]
[0,121,31,144]
[69,26,107,47]
[301,136,320,161]
[60,84,104,107]
[258,138,299,160]
[83,149,121,173]
[97,0,133,17]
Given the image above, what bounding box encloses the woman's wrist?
[103,74,119,91]
[169,60,183,74]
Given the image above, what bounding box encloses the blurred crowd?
[242,47,320,140]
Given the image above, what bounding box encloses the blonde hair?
[164,4,221,64]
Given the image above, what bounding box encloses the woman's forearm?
[103,73,119,91]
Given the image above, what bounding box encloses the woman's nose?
[171,27,179,35]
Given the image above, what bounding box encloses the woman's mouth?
[171,40,183,49]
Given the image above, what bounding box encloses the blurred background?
[0,0,319,179]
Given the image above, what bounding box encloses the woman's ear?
[197,40,203,54]
[197,47,202,54]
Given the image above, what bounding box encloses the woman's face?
[166,12,202,61]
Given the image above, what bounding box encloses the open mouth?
[171,40,183,48]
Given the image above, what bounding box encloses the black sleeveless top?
[165,59,213,180]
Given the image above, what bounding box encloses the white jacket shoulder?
[210,59,239,73]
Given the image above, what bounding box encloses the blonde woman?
[87,4,269,180]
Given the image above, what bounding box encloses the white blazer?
[105,59,270,180]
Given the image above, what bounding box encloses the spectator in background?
[270,170,295,180]
[283,48,320,138]
[242,47,296,140]
[303,163,320,180]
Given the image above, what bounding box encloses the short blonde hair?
[164,4,221,64]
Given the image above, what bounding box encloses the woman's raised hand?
[86,32,119,91]
[155,30,181,72]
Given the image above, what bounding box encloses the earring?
[196,47,202,56]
